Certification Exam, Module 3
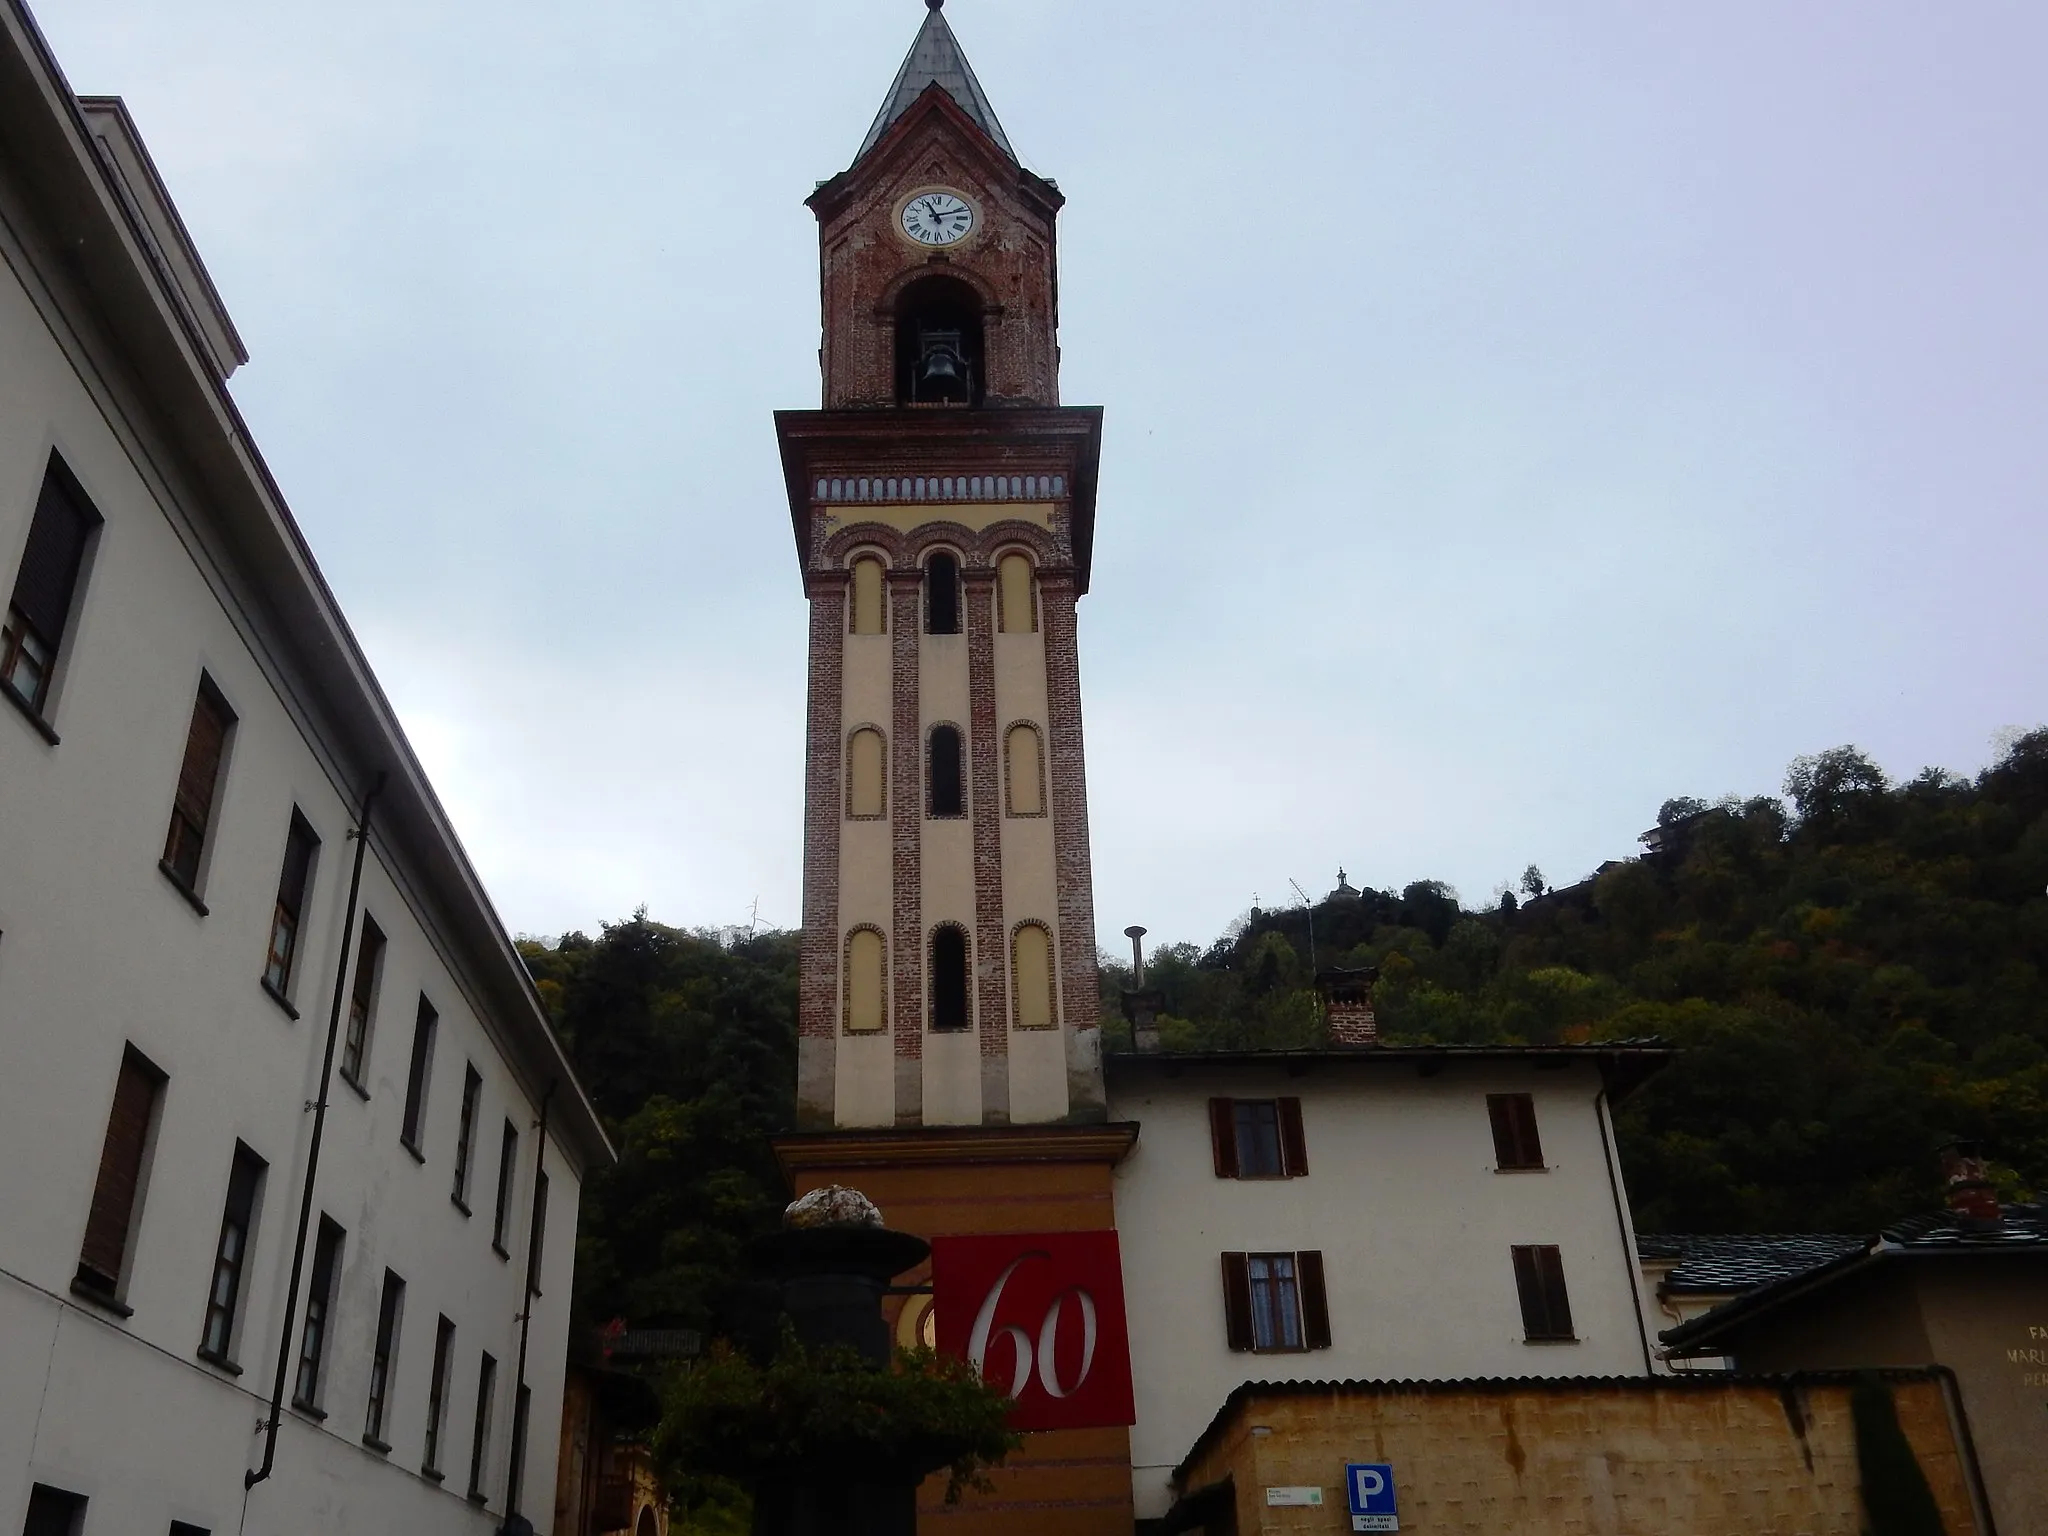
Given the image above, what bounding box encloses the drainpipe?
[501,1078,557,1529]
[247,771,386,1489]
[1595,1086,1657,1376]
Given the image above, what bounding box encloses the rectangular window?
[3,456,100,718]
[526,1169,549,1295]
[262,812,319,998]
[1219,1250,1330,1353]
[199,1142,265,1363]
[294,1216,344,1409]
[491,1119,518,1256]
[400,997,437,1154]
[22,1485,87,1536]
[452,1064,482,1210]
[161,677,233,893]
[364,1269,405,1448]
[1207,1097,1308,1179]
[340,917,385,1087]
[75,1045,165,1301]
[1512,1244,1576,1342]
[169,1524,211,1536]
[1488,1093,1545,1170]
[423,1315,455,1476]
[467,1350,498,1502]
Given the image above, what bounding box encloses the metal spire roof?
[856,0,1015,164]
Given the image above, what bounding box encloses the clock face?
[901,190,975,247]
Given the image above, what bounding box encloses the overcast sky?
[36,0,2048,952]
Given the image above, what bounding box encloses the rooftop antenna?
[1288,878,1317,973]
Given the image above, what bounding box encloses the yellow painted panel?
[822,502,1054,537]
[848,728,885,817]
[1014,923,1054,1029]
[847,928,886,1033]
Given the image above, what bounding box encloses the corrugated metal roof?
[857,2,1014,164]
[1638,1233,1868,1294]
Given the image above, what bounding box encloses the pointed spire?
[856,0,1015,165]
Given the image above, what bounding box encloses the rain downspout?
[501,1078,557,1529]
[1596,1084,1657,1376]
[247,770,386,1489]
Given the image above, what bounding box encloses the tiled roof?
[1638,1233,1866,1294]
[857,3,1015,164]
[1883,1202,2047,1248]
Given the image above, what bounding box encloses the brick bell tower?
[775,0,1107,1134]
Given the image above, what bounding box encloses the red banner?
[931,1230,1136,1431]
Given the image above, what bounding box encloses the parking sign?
[1345,1464,1397,1532]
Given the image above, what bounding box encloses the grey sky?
[36,0,2048,952]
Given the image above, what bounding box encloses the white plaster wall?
[1109,1061,1652,1519]
[0,157,579,1533]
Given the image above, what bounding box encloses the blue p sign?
[1346,1464,1397,1530]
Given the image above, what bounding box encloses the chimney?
[1939,1139,2002,1226]
[1316,966,1380,1047]
[1120,925,1163,1053]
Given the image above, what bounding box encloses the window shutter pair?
[1487,1093,1545,1169]
[9,461,99,644]
[77,1047,164,1291]
[1207,1097,1309,1178]
[1219,1251,1331,1351]
[1511,1244,1575,1340]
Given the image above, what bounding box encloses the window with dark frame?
[340,917,386,1087]
[161,678,233,893]
[491,1119,519,1256]
[199,1142,265,1364]
[924,551,960,634]
[1511,1244,1576,1342]
[452,1063,482,1209]
[262,812,319,998]
[400,998,437,1154]
[1219,1251,1330,1353]
[364,1268,405,1448]
[928,724,964,816]
[293,1216,344,1408]
[507,1383,533,1515]
[1488,1093,1545,1171]
[75,1044,165,1302]
[169,1523,211,1536]
[929,926,969,1032]
[468,1350,498,1501]
[423,1315,455,1476]
[21,1484,88,1536]
[2,456,101,720]
[1207,1097,1309,1179]
[527,1170,549,1296]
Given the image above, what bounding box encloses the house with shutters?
[0,4,610,1533]
[1104,1040,1672,1525]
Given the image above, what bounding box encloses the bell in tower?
[896,275,984,405]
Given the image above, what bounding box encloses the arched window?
[929,724,964,816]
[925,552,960,635]
[636,1507,659,1536]
[894,274,985,406]
[998,552,1036,633]
[1005,723,1043,815]
[1012,923,1055,1030]
[847,728,886,818]
[845,928,886,1033]
[930,925,970,1032]
[850,556,885,635]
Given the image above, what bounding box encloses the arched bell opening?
[894,274,985,407]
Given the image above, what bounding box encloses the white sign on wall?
[1265,1486,1325,1507]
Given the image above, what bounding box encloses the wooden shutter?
[78,1048,162,1289]
[1208,1098,1240,1178]
[10,461,98,643]
[1297,1250,1332,1348]
[402,1000,437,1146]
[1278,1097,1309,1176]
[1512,1244,1575,1340]
[277,815,316,917]
[1489,1093,1543,1169]
[1219,1252,1254,1351]
[174,684,231,834]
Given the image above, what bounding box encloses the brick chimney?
[1939,1139,2002,1226]
[1316,966,1380,1047]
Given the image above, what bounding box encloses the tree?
[1519,865,1546,901]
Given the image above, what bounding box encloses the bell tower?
[775,0,1107,1132]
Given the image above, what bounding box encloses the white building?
[0,5,611,1533]
[1107,1043,1669,1521]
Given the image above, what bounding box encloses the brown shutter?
[1512,1244,1575,1339]
[277,815,317,917]
[1220,1253,1254,1351]
[1538,1246,1574,1338]
[10,461,98,642]
[1278,1097,1309,1177]
[174,684,231,832]
[1297,1250,1332,1348]
[1208,1098,1240,1178]
[1489,1093,1544,1169]
[78,1048,162,1288]
[1515,1096,1545,1168]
